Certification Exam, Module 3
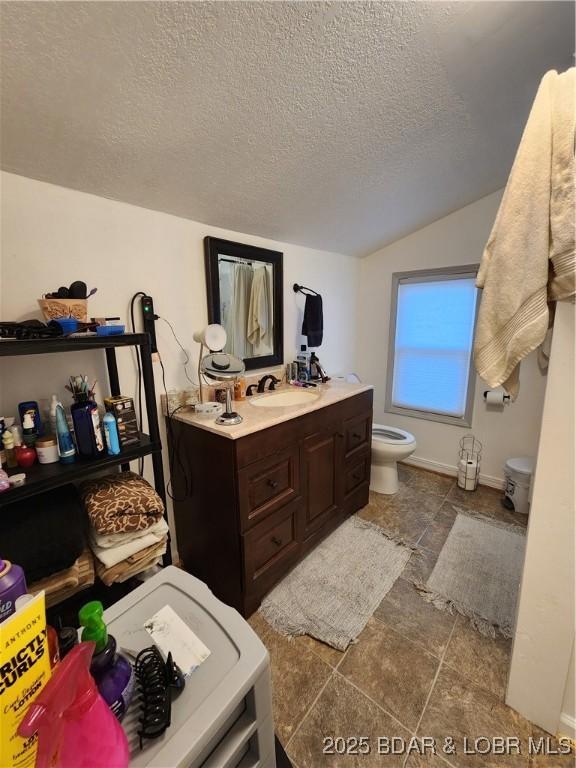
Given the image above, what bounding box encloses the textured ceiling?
[1,2,573,256]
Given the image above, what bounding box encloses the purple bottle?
[78,601,134,720]
[0,558,27,623]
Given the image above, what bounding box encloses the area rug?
[417,510,526,638]
[259,516,412,651]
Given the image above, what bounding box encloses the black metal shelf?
[0,435,161,506]
[1,330,171,567]
[0,332,148,356]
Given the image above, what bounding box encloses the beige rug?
[417,511,526,638]
[260,516,412,651]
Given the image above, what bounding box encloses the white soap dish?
[194,402,224,417]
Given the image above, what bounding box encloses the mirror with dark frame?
[204,237,284,371]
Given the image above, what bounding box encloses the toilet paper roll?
[457,458,478,491]
[485,389,506,405]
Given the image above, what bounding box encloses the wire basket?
[458,434,482,491]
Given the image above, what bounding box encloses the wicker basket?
[38,298,88,323]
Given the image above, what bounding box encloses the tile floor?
[248,465,574,768]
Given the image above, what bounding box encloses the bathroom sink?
[249,389,319,408]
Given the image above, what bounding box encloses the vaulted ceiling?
[1,2,573,255]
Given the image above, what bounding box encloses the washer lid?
[506,456,535,475]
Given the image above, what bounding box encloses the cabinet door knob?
[271,535,282,546]
[352,432,362,440]
[267,479,279,489]
[352,472,362,481]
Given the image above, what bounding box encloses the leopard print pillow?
[81,472,165,535]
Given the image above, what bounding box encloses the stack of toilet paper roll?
[457,434,482,491]
[457,458,479,491]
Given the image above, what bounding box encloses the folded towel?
[2,485,85,582]
[301,293,323,347]
[90,518,169,568]
[91,516,169,549]
[95,538,167,586]
[474,68,575,398]
[30,550,95,608]
[81,471,165,535]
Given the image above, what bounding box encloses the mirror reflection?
[204,237,284,370]
[218,255,275,359]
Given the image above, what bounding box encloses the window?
[385,266,479,427]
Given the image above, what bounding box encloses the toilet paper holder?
[458,434,482,491]
[483,390,511,404]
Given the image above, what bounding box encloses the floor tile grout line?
[441,652,510,705]
[412,614,459,737]
[415,484,457,547]
[283,669,336,752]
[332,668,418,736]
[283,478,457,758]
[370,609,449,663]
[302,639,348,671]
[400,616,461,768]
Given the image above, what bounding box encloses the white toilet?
[371,424,417,495]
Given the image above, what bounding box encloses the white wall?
[507,301,575,736]
[356,191,547,485]
[0,171,360,557]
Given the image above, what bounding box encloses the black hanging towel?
[302,293,323,347]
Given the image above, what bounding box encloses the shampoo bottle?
[79,601,134,720]
[18,642,129,768]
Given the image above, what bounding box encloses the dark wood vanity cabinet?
[168,389,373,617]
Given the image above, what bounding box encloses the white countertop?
[171,381,373,440]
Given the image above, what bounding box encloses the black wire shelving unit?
[0,333,171,618]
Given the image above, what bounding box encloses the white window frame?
[384,265,480,428]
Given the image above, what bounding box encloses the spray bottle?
[79,600,134,719]
[17,641,129,768]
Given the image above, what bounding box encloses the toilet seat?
[372,424,416,446]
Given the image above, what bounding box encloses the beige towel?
[474,68,575,398]
[95,537,167,586]
[90,518,169,568]
[30,550,95,608]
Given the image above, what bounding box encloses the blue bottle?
[102,412,121,456]
[55,402,76,464]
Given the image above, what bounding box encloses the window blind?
[391,277,478,418]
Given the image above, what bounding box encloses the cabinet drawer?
[344,453,370,496]
[343,412,372,459]
[238,445,300,530]
[243,502,301,594]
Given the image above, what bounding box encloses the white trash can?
[503,457,535,515]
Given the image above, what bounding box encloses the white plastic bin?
[503,457,535,515]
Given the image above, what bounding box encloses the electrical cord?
[129,294,192,500]
[156,316,197,387]
[157,354,192,502]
